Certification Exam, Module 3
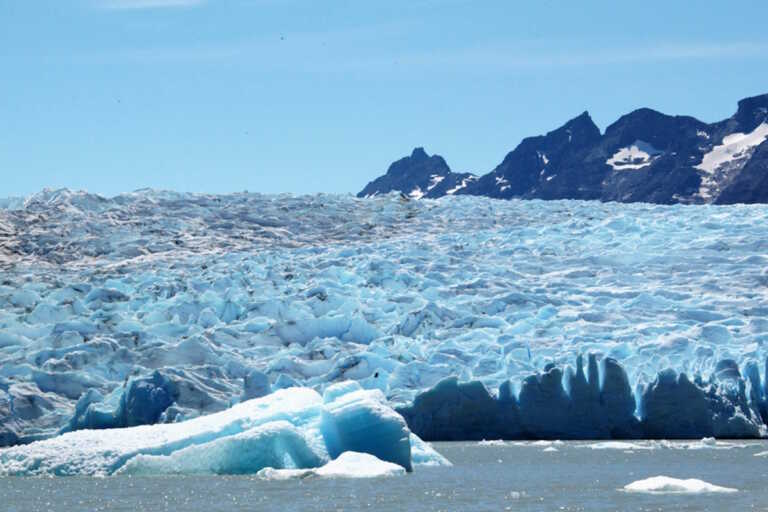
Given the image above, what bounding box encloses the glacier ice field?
[1,188,768,467]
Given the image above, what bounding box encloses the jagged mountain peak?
[734,93,768,132]
[357,147,474,199]
[545,110,601,147]
[562,110,598,131]
[409,147,429,160]
[359,92,768,204]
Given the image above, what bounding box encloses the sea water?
[2,441,767,511]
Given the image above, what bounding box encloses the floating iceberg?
[0,382,447,476]
[256,451,406,480]
[623,476,737,494]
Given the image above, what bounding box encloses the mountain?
[358,147,477,199]
[357,93,768,204]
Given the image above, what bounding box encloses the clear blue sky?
[3,0,768,196]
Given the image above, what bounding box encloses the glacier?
[1,188,768,449]
[0,381,447,476]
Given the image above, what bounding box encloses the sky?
[2,0,768,197]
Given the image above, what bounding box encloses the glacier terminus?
[1,189,767,475]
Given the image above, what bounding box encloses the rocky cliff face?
[358,93,768,204]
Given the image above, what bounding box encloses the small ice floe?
[530,440,563,447]
[623,476,737,494]
[257,452,406,480]
[478,439,507,447]
[582,438,749,451]
[585,441,653,451]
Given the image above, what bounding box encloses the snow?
[0,382,449,476]
[256,451,406,479]
[695,123,768,199]
[427,175,445,191]
[445,176,476,195]
[696,123,768,174]
[623,476,737,494]
[408,187,424,200]
[494,176,511,192]
[606,140,663,170]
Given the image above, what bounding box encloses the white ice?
[623,476,737,494]
[256,451,406,480]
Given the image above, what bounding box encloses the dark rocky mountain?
[358,147,477,199]
[358,93,768,204]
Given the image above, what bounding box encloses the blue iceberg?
[0,382,448,476]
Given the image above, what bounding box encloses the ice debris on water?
[0,381,446,476]
[1,189,768,443]
[256,451,406,480]
[623,476,737,494]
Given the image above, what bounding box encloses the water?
[3,441,767,511]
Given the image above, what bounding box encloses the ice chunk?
[409,433,452,467]
[117,421,322,475]
[586,441,652,450]
[623,476,737,494]
[321,382,412,472]
[257,451,406,480]
[0,383,437,476]
[242,369,271,401]
[64,371,178,432]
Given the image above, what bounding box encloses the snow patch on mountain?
[408,187,424,200]
[606,141,663,171]
[427,175,445,191]
[446,176,475,195]
[695,123,768,199]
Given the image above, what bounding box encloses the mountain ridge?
[358,93,768,204]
